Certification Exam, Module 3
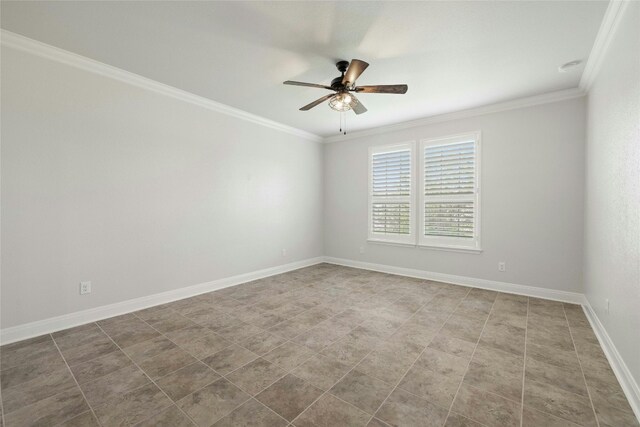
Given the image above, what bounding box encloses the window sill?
[417,244,483,254]
[366,239,483,254]
[367,239,416,248]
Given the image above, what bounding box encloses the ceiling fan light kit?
[283,59,408,134]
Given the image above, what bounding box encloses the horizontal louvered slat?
[372,149,411,197]
[372,203,411,234]
[424,201,474,238]
[424,141,475,197]
[423,138,477,240]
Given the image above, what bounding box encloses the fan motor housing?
[331,60,350,90]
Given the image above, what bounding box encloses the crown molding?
[579,0,631,92]
[323,87,585,143]
[0,30,323,143]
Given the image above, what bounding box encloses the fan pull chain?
[338,113,347,135]
[344,112,347,135]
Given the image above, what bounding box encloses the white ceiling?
[1,1,607,137]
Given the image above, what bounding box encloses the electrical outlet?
[281,248,287,257]
[80,281,92,295]
[359,246,365,254]
[498,262,506,272]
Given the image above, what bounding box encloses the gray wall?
[324,97,586,293]
[584,2,640,386]
[1,46,324,328]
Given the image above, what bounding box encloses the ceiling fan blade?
[284,80,333,90]
[350,94,367,115]
[342,59,369,87]
[300,93,335,111]
[355,84,408,94]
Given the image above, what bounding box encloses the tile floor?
[1,264,638,427]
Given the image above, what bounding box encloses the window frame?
[367,141,417,246]
[418,132,482,252]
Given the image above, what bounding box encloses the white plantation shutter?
[419,133,481,250]
[369,143,415,244]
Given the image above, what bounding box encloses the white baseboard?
[323,256,586,304]
[0,257,324,345]
[582,301,640,421]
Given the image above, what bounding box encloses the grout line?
[442,292,499,425]
[0,373,5,427]
[5,266,606,426]
[130,311,314,424]
[366,288,470,425]
[128,271,399,424]
[291,287,445,425]
[520,297,530,427]
[564,304,601,427]
[50,333,103,427]
[93,321,198,427]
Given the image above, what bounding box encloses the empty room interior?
[1,1,639,426]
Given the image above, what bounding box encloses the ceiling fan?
[283,59,408,115]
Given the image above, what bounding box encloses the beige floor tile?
[292,318,353,351]
[165,325,231,359]
[523,379,597,426]
[58,410,101,426]
[428,334,476,359]
[213,398,287,427]
[134,405,194,426]
[0,335,58,371]
[144,310,198,334]
[138,346,197,380]
[355,340,422,384]
[3,267,635,427]
[178,378,251,426]
[366,417,392,427]
[239,331,287,355]
[595,403,640,427]
[463,344,523,401]
[81,364,150,407]
[255,374,323,421]
[444,412,484,427]
[1,366,77,414]
[123,336,177,363]
[1,349,68,392]
[585,370,634,413]
[375,388,449,427]
[399,365,462,408]
[522,406,583,427]
[440,313,487,343]
[215,322,265,343]
[293,393,371,427]
[94,382,173,426]
[451,383,521,427]
[291,353,352,390]
[100,317,161,349]
[415,348,469,377]
[4,389,89,427]
[525,356,588,397]
[263,341,315,371]
[155,362,221,402]
[526,341,580,371]
[202,344,258,375]
[53,324,104,349]
[226,358,287,395]
[479,322,526,356]
[60,335,120,366]
[70,349,132,384]
[329,370,393,414]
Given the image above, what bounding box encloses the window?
[419,132,481,251]
[368,142,415,245]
